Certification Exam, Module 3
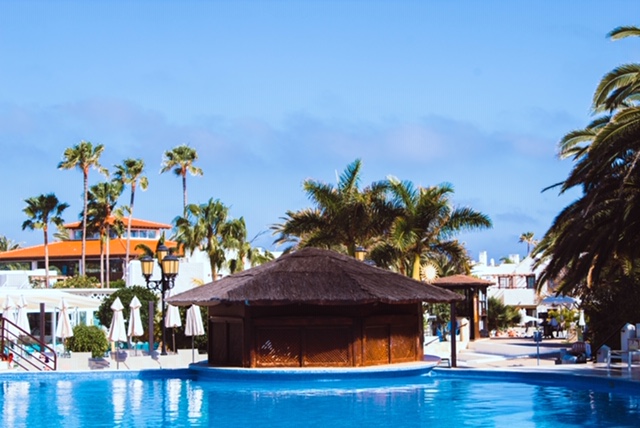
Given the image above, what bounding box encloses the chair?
[561,341,590,364]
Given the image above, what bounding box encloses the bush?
[67,325,109,358]
[54,275,99,289]
[110,279,126,289]
[96,286,158,338]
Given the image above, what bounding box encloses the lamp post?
[355,246,366,261]
[140,244,179,356]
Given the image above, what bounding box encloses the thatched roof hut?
[431,274,494,341]
[169,248,463,368]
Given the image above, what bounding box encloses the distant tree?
[173,198,239,280]
[225,222,275,274]
[58,141,107,275]
[518,232,536,255]
[22,193,69,288]
[487,296,520,332]
[114,158,149,282]
[86,180,124,287]
[160,145,203,214]
[0,236,20,252]
[272,159,398,257]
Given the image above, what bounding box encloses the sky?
[1,1,639,262]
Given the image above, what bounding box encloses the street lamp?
[140,244,179,356]
[355,246,366,261]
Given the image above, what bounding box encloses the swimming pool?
[1,368,639,427]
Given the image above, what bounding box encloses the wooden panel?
[363,325,389,365]
[228,322,244,366]
[303,327,351,367]
[211,321,228,365]
[255,327,301,367]
[390,324,417,363]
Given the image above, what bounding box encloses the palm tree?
[160,145,203,213]
[172,198,238,280]
[535,25,640,294]
[225,221,275,274]
[376,177,491,279]
[22,193,69,288]
[86,180,124,287]
[58,141,107,275]
[518,232,536,256]
[113,158,149,282]
[272,159,398,257]
[0,236,20,252]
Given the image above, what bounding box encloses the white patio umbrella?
[109,297,128,369]
[127,296,144,340]
[108,297,128,344]
[578,310,586,327]
[2,296,18,341]
[55,297,74,340]
[15,295,31,335]
[165,302,182,354]
[540,295,578,308]
[185,305,205,362]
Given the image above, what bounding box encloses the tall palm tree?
[272,159,398,257]
[535,25,640,294]
[113,158,149,282]
[22,193,69,288]
[172,198,237,280]
[225,220,274,274]
[160,145,203,213]
[58,141,107,276]
[518,232,536,256]
[376,177,491,279]
[86,180,123,287]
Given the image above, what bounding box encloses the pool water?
[1,371,639,427]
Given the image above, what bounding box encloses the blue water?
[1,370,640,427]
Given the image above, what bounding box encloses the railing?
[0,316,57,371]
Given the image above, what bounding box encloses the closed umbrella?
[185,305,205,363]
[127,296,144,339]
[2,297,18,342]
[55,297,73,340]
[109,297,128,369]
[15,295,31,335]
[165,301,182,354]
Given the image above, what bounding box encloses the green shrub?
[54,275,99,289]
[110,279,126,289]
[67,325,109,358]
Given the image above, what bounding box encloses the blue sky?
[1,1,639,262]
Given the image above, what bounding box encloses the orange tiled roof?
[63,217,171,230]
[0,238,180,261]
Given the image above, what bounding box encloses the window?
[526,275,536,289]
[498,277,511,288]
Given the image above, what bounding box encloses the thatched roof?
[430,274,494,290]
[168,247,464,306]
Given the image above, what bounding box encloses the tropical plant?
[487,296,520,332]
[518,232,536,255]
[86,180,124,287]
[58,141,107,275]
[0,236,20,252]
[67,324,109,358]
[225,223,275,274]
[272,159,399,257]
[113,158,149,282]
[173,198,239,280]
[22,193,69,288]
[372,177,491,279]
[534,25,640,295]
[160,144,203,213]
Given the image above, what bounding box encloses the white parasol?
[127,296,144,339]
[2,296,18,341]
[55,297,74,340]
[109,297,128,369]
[15,295,31,335]
[165,301,182,353]
[540,295,578,308]
[185,305,205,362]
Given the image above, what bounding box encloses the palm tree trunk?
[99,237,104,287]
[106,224,111,288]
[124,185,135,284]
[412,253,421,281]
[82,171,88,276]
[182,173,188,214]
[43,227,50,288]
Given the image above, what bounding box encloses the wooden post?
[450,302,457,368]
[40,303,46,349]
